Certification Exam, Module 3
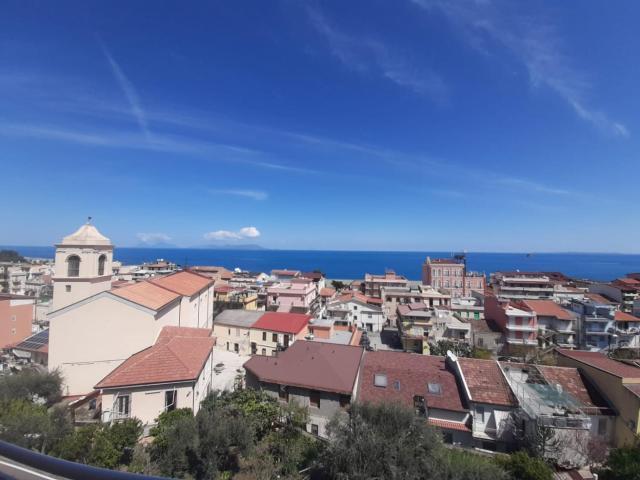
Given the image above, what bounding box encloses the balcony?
[506,337,538,345]
[507,324,537,332]
[584,316,613,322]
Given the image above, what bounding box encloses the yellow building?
[556,348,640,447]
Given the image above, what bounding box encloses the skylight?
[427,383,442,395]
[374,374,387,388]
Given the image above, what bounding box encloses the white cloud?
[239,226,261,238]
[412,0,628,137]
[209,189,268,201]
[203,226,261,242]
[308,7,448,102]
[204,230,242,241]
[136,232,172,245]
[99,40,150,140]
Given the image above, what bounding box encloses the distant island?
[194,244,268,251]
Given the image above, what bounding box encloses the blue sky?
[1,1,638,252]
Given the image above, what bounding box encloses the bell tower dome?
[52,218,114,311]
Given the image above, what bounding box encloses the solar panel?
[15,329,49,351]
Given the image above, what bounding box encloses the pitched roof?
[536,365,612,414]
[60,221,111,246]
[95,327,215,389]
[251,312,311,334]
[556,348,640,379]
[357,351,467,413]
[458,358,517,407]
[521,300,574,320]
[111,281,181,310]
[615,310,640,322]
[150,270,213,296]
[319,287,336,297]
[336,291,383,306]
[428,418,471,432]
[271,269,300,276]
[13,329,49,354]
[214,310,263,328]
[244,341,363,394]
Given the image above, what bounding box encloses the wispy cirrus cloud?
[204,226,261,241]
[307,6,448,103]
[412,0,628,137]
[99,40,151,139]
[209,189,268,201]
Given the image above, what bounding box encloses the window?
[413,395,425,415]
[309,390,320,408]
[474,312,480,320]
[11,328,16,335]
[98,255,106,276]
[66,285,71,292]
[67,255,80,277]
[311,424,319,436]
[272,333,278,343]
[374,374,387,388]
[116,395,130,417]
[427,383,442,395]
[89,399,97,410]
[262,332,267,341]
[444,269,449,276]
[165,390,177,412]
[261,348,266,355]
[368,313,372,319]
[228,328,231,336]
[393,380,401,391]
[445,280,450,288]
[278,386,288,402]
[11,315,16,322]
[476,406,485,422]
[598,418,607,436]
[339,394,350,408]
[443,432,453,444]
[353,305,358,310]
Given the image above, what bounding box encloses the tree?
[496,451,553,480]
[598,443,640,480]
[321,402,444,479]
[331,280,346,290]
[0,399,50,450]
[429,339,472,357]
[149,408,198,478]
[438,449,507,480]
[0,250,25,262]
[0,369,63,405]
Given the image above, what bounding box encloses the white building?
[325,292,385,332]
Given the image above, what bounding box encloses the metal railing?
[0,439,169,479]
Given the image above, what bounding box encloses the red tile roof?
[521,300,574,321]
[458,358,517,407]
[319,287,336,297]
[337,291,383,306]
[358,351,467,413]
[150,271,213,297]
[428,418,471,432]
[556,348,640,379]
[615,310,640,322]
[537,365,612,413]
[95,327,215,389]
[111,281,181,310]
[271,269,300,276]
[251,312,311,334]
[244,341,363,394]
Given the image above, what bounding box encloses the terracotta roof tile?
[521,300,574,321]
[556,348,640,379]
[358,351,467,413]
[95,327,215,389]
[458,358,517,407]
[537,365,612,413]
[111,281,181,310]
[319,287,336,297]
[428,418,471,432]
[615,310,640,322]
[251,312,311,334]
[150,271,213,297]
[244,341,363,394]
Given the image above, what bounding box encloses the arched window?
[98,255,106,276]
[67,255,80,277]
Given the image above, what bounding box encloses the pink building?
[422,257,485,297]
[267,278,317,313]
[0,293,34,349]
[484,293,538,351]
[363,271,408,298]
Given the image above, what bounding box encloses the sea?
[4,246,640,282]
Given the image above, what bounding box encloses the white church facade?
[48,221,215,396]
